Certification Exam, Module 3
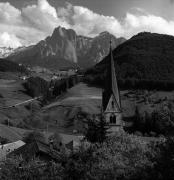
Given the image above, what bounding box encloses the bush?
[23,77,49,97]
[23,130,45,144]
[0,136,9,144]
[0,157,63,180]
[0,132,167,180]
[62,132,157,180]
[133,103,174,135]
[85,115,108,143]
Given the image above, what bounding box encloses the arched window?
[110,114,116,124]
[110,116,113,124]
[113,115,116,124]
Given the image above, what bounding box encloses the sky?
[1,0,174,48]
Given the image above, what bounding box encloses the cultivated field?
[1,80,174,139]
[0,124,30,142]
[0,78,36,126]
[42,83,174,134]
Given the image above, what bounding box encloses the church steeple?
[110,39,121,111]
[102,38,123,132]
[102,39,121,112]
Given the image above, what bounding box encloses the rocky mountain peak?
[99,31,111,37]
[8,26,126,69]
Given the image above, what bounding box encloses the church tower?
[102,39,123,133]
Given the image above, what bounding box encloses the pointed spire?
[110,38,121,110]
[102,37,121,112]
[109,38,112,51]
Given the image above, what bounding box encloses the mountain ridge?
[8,26,126,70]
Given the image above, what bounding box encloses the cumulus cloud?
[123,13,174,38]
[0,2,21,24]
[57,3,123,37]
[57,3,174,39]
[0,0,67,48]
[1,0,174,48]
[0,32,22,48]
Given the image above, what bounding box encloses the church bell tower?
[102,39,123,133]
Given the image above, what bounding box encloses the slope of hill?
[8,27,125,69]
[0,124,30,142]
[86,32,174,84]
[0,58,27,74]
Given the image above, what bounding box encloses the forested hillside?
[0,59,27,73]
[85,32,174,89]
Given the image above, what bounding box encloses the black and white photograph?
[0,0,174,179]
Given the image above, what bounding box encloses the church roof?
[102,40,121,112]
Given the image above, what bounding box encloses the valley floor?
[0,78,33,126]
[0,80,174,141]
[41,82,174,135]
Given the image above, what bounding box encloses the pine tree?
[97,114,109,143]
[85,114,108,143]
[85,117,99,143]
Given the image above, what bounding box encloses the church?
[102,40,124,133]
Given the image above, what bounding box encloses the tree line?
[125,102,174,136]
[23,75,81,102]
[84,74,174,91]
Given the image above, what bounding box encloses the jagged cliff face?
[78,32,126,67]
[9,26,126,69]
[37,27,78,63]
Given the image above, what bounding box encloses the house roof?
[8,139,61,161]
[0,140,25,161]
[59,133,83,145]
[65,140,81,151]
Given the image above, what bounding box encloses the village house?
[0,140,25,161]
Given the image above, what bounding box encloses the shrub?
[132,103,174,135]
[23,77,49,97]
[0,132,165,180]
[23,130,45,144]
[63,132,157,180]
[84,115,108,143]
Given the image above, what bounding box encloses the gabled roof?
[8,139,61,161]
[65,140,80,151]
[102,40,121,112]
[0,140,25,161]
